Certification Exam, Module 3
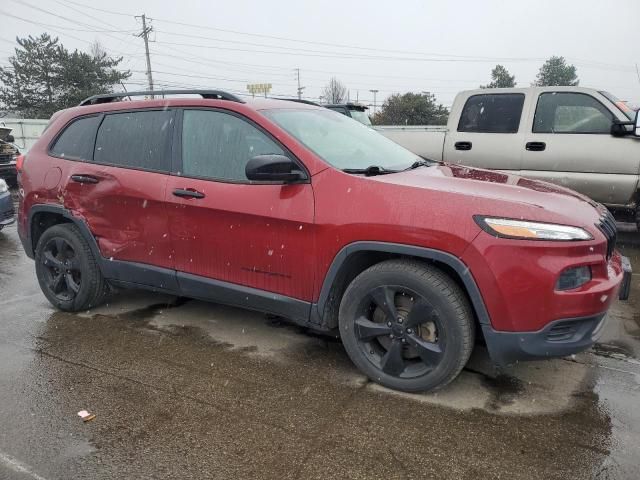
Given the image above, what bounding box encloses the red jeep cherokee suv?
[17,90,631,392]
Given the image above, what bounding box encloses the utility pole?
[136,14,154,98]
[295,68,305,99]
[369,89,379,115]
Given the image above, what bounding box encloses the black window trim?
[532,91,615,135]
[174,107,310,185]
[47,113,104,162]
[91,108,176,174]
[457,92,526,134]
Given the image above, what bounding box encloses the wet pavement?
[0,204,639,479]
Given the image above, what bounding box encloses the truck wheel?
[34,224,106,312]
[339,259,475,392]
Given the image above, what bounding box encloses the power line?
[45,0,639,72]
[7,0,136,33]
[53,0,122,30]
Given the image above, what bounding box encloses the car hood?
[372,163,603,228]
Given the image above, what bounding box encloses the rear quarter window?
[93,110,174,172]
[457,93,525,133]
[50,115,102,161]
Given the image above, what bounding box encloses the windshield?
[349,109,372,126]
[600,90,635,120]
[262,108,420,170]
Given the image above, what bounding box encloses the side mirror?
[245,155,307,183]
[610,117,638,137]
[611,120,628,137]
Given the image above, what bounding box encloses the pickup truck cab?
[378,87,640,227]
[326,103,372,126]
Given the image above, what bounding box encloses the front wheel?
[339,259,475,392]
[34,224,107,311]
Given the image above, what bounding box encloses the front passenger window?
[533,92,613,134]
[181,110,285,182]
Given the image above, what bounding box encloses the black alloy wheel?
[339,260,475,392]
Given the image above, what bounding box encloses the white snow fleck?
[267,249,273,256]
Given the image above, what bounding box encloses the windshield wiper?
[403,158,436,171]
[342,165,399,176]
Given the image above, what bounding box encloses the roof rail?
[79,89,246,106]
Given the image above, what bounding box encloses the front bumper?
[0,191,15,227]
[483,255,631,365]
[482,312,608,365]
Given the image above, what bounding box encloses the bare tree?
[321,77,347,104]
[90,40,108,60]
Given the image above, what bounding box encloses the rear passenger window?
[181,110,285,182]
[94,110,173,172]
[458,94,525,133]
[50,116,101,161]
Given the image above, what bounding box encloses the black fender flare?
[314,241,491,326]
[25,204,102,260]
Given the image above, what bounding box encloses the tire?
[35,224,106,311]
[339,259,475,392]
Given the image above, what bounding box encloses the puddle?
[480,372,525,409]
[593,342,634,360]
[55,291,598,416]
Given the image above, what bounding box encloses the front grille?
[596,209,617,260]
[546,320,581,342]
[0,154,13,165]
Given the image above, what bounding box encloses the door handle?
[454,141,472,151]
[70,174,99,184]
[173,188,205,199]
[525,141,546,152]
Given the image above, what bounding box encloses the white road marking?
[0,451,49,480]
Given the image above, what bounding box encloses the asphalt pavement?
[0,197,639,479]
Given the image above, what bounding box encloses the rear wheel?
[339,259,474,392]
[35,224,106,311]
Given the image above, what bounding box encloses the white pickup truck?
[377,87,640,227]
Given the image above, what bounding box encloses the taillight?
[15,154,25,172]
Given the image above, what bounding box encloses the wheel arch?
[27,205,102,261]
[313,242,491,330]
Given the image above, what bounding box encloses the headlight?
[475,216,593,241]
[0,179,7,194]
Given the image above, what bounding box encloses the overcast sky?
[1,0,639,109]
